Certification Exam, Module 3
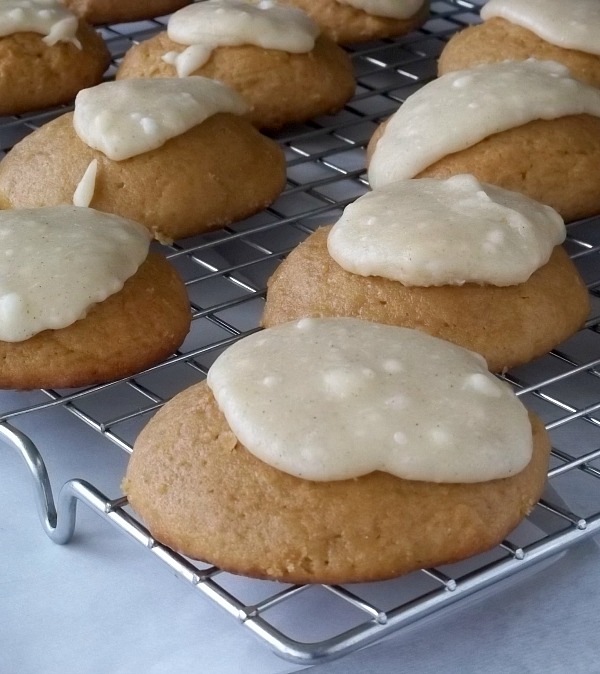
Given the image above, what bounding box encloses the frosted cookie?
[0,206,191,390]
[439,0,600,89]
[123,318,551,584]
[0,0,110,116]
[367,59,600,222]
[0,78,286,242]
[262,176,589,372]
[116,0,355,130]
[277,0,429,43]
[63,0,191,25]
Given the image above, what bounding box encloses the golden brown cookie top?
[261,226,589,373]
[63,0,191,25]
[0,250,191,390]
[0,206,150,342]
[0,0,80,45]
[336,0,425,19]
[0,111,286,241]
[276,0,429,43]
[164,0,320,76]
[73,78,248,161]
[481,0,600,56]
[0,15,110,116]
[123,379,550,583]
[438,17,600,90]
[116,17,355,130]
[369,60,600,189]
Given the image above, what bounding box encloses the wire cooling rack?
[3,0,600,665]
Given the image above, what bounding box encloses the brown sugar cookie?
[367,115,600,223]
[277,0,430,44]
[414,115,600,223]
[438,17,600,88]
[0,111,286,242]
[0,250,190,390]
[116,33,355,130]
[0,204,190,389]
[123,379,550,584]
[63,0,191,25]
[366,59,600,223]
[0,21,109,116]
[262,226,589,373]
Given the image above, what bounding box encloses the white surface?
[1,402,600,674]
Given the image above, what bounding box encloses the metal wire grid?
[3,0,600,665]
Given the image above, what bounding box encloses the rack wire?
[3,0,600,665]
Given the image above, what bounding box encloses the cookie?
[0,79,287,242]
[123,379,550,584]
[0,12,109,115]
[63,0,191,24]
[439,18,600,88]
[262,226,589,373]
[367,60,600,222]
[277,0,430,43]
[0,207,191,390]
[439,0,600,88]
[402,116,600,223]
[116,1,355,130]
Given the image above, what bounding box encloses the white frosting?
[335,0,424,19]
[72,159,98,208]
[0,0,80,47]
[207,318,533,483]
[482,0,600,56]
[165,0,319,77]
[0,206,151,342]
[328,175,565,287]
[368,59,600,189]
[73,77,248,161]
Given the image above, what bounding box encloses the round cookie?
[123,379,550,584]
[367,115,600,223]
[438,17,600,88]
[407,115,600,223]
[0,21,110,116]
[0,111,286,242]
[366,60,600,223]
[0,204,190,390]
[277,0,430,44]
[116,33,355,130]
[0,251,190,390]
[63,0,191,24]
[262,226,589,373]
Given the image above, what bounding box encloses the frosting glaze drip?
[164,0,319,77]
[0,0,80,47]
[482,0,600,56]
[73,77,248,161]
[0,0,81,49]
[0,206,151,342]
[328,175,565,287]
[368,59,600,189]
[72,159,98,208]
[335,0,424,19]
[207,318,533,483]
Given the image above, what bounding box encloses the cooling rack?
[2,0,600,666]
